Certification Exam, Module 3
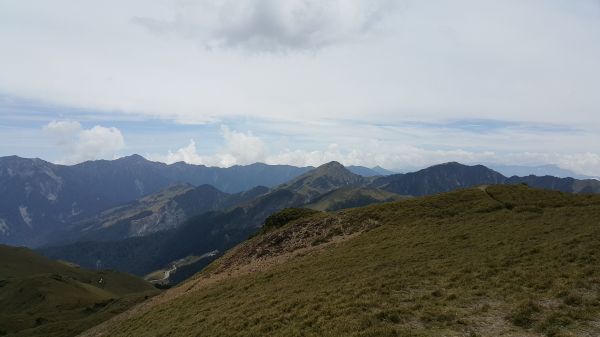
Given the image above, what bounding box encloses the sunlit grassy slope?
[84,185,600,337]
[0,245,158,337]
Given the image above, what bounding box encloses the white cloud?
[2,1,600,175]
[132,0,394,52]
[150,126,266,166]
[2,1,600,126]
[43,121,125,164]
[147,125,600,177]
[43,120,82,146]
[156,139,204,165]
[220,125,267,165]
[502,152,600,178]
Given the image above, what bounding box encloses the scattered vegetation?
[83,185,600,336]
[260,208,323,235]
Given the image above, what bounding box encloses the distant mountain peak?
[278,161,366,199]
[315,161,347,173]
[116,154,148,163]
[434,161,463,167]
[195,184,227,193]
[424,162,494,172]
[324,160,343,166]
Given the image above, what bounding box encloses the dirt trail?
[157,265,177,283]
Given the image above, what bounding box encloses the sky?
[1,0,600,175]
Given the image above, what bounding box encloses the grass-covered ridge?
[83,185,600,337]
[0,245,158,337]
[305,186,406,211]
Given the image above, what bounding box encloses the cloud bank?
[152,126,267,166]
[43,121,125,164]
[148,125,600,177]
[133,0,394,52]
[2,1,600,125]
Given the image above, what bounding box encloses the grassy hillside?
[306,186,406,211]
[82,185,600,337]
[0,245,158,337]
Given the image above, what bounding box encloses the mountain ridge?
[4,156,599,249]
[80,185,600,337]
[38,161,379,278]
[0,155,313,246]
[37,160,600,280]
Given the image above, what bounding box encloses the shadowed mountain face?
[0,155,311,247]
[371,162,600,196]
[55,184,270,244]
[38,162,371,277]
[62,185,224,243]
[3,156,599,248]
[371,162,506,196]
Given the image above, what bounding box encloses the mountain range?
[0,155,388,247]
[37,160,600,284]
[38,161,373,277]
[370,162,600,196]
[2,154,600,283]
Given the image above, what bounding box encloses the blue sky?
[1,0,600,175]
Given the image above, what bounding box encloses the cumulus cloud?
[156,139,205,165]
[43,120,82,146]
[150,126,266,166]
[148,125,600,177]
[132,0,395,52]
[149,130,500,169]
[220,126,268,165]
[43,121,125,164]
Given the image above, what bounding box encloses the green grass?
[85,185,600,336]
[0,245,158,337]
[305,187,406,211]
